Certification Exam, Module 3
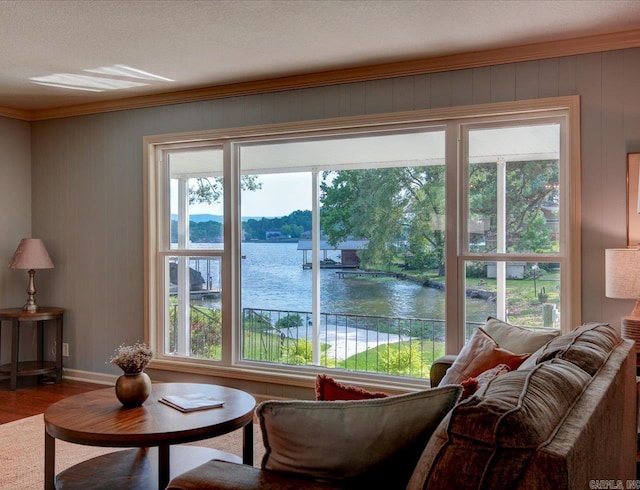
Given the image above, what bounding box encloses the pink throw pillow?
[439,328,530,386]
[459,363,511,400]
[459,378,479,401]
[315,374,388,401]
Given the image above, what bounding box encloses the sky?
[188,172,312,218]
[241,172,312,218]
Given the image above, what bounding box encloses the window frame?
[455,114,570,350]
[143,95,581,390]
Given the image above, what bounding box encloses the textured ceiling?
[1,0,640,112]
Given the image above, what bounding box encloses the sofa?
[167,321,637,490]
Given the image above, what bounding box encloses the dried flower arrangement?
[109,342,153,374]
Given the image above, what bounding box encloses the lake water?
[197,242,494,324]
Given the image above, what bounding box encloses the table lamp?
[8,238,54,313]
[605,248,640,343]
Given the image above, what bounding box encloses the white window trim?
[452,113,573,352]
[143,95,581,390]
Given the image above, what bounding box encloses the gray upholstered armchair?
[429,355,457,387]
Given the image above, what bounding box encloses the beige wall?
[21,47,640,394]
[0,116,32,361]
[0,116,31,306]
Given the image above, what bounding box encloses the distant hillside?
[171,210,311,242]
[190,214,222,223]
[171,214,270,223]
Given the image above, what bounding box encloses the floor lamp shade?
[605,248,640,346]
[8,238,54,312]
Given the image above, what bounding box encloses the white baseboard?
[253,394,289,403]
[62,368,116,386]
[61,369,287,403]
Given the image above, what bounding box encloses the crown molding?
[3,28,639,122]
[0,106,31,121]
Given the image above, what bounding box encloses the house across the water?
[297,239,368,269]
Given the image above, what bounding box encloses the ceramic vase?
[115,371,152,407]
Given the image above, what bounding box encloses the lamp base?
[620,316,640,340]
[621,315,640,366]
[621,312,640,342]
[23,269,39,313]
[23,303,38,313]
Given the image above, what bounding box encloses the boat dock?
[188,289,221,299]
[169,286,221,299]
[303,262,360,270]
[336,271,403,279]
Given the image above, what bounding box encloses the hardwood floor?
[0,377,106,424]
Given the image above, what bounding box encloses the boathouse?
[297,239,368,269]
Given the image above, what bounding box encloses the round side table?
[0,307,64,390]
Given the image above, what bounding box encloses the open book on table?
[159,393,225,412]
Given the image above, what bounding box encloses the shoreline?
[361,267,496,302]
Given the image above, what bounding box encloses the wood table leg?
[37,320,44,364]
[158,444,170,490]
[45,429,56,490]
[243,421,253,465]
[55,316,63,383]
[10,319,19,390]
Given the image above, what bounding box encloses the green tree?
[275,314,303,330]
[189,220,223,243]
[280,224,292,238]
[281,339,313,365]
[321,168,404,270]
[404,166,446,275]
[378,342,423,375]
[516,211,553,253]
[189,176,261,204]
[320,166,445,273]
[320,160,556,276]
[468,160,557,253]
[242,210,311,240]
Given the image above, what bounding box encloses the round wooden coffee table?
[44,382,256,490]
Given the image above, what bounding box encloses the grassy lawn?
[339,340,445,378]
[465,273,559,324]
[242,329,444,379]
[386,262,560,327]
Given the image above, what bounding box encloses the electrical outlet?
[62,343,69,357]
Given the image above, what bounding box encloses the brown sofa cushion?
[167,459,340,490]
[520,322,621,375]
[258,386,462,489]
[459,363,511,401]
[407,358,592,490]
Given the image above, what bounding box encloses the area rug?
[0,414,265,489]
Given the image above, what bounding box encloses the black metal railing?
[241,308,480,379]
[169,304,489,379]
[168,304,222,359]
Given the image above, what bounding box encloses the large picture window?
[145,96,580,387]
[237,130,445,378]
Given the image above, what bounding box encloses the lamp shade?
[8,238,54,270]
[605,248,640,299]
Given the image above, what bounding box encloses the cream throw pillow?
[439,327,530,386]
[257,385,462,489]
[484,316,559,354]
